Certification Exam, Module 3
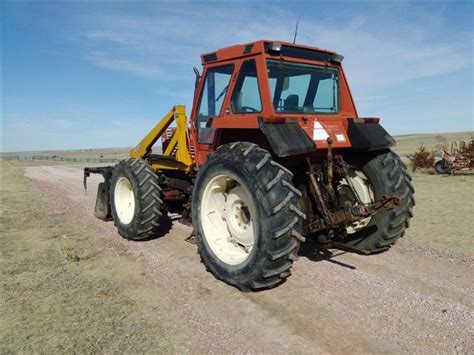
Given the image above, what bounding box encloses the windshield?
[267,60,339,114]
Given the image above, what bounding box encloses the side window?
[197,65,233,143]
[231,60,262,113]
[197,65,233,118]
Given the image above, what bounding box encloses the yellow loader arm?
[129,105,194,173]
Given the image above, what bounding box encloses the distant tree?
[407,145,435,172]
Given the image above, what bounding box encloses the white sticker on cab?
[313,121,329,141]
[335,134,346,142]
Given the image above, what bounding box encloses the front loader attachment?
[129,105,194,172]
[83,105,195,222]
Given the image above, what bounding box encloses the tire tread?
[194,142,304,291]
[110,158,163,241]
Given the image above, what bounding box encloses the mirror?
[193,67,201,89]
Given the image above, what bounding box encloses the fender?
[258,119,317,157]
[347,119,395,150]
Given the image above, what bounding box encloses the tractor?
[84,40,415,291]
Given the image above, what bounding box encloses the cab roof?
[200,40,339,65]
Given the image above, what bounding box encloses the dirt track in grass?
[2,163,473,353]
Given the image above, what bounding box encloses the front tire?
[192,143,305,291]
[110,158,163,240]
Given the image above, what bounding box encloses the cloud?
[3,2,472,152]
[50,119,76,129]
[1,113,154,152]
[85,51,162,78]
[73,5,295,80]
[72,3,471,94]
[357,95,388,103]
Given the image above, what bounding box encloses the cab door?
[206,57,271,134]
[227,59,262,116]
[192,64,234,164]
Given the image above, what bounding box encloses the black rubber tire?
[110,158,163,241]
[192,142,305,291]
[435,160,451,174]
[341,150,415,253]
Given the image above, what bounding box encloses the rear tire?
[110,158,163,240]
[192,142,305,291]
[341,150,415,253]
[435,160,451,174]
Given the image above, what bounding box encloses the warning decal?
[313,121,329,141]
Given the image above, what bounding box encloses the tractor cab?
[190,40,361,165]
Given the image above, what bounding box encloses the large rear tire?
[341,150,415,253]
[110,158,163,240]
[192,142,305,291]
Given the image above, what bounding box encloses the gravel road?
[25,166,474,353]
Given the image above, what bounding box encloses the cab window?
[231,60,262,113]
[197,64,233,143]
[267,59,339,114]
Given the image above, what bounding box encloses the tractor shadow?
[298,240,357,270]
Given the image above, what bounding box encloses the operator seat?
[232,92,243,112]
[284,94,299,112]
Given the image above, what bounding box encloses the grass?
[392,131,473,157]
[0,162,190,353]
[388,132,474,254]
[407,172,474,255]
[2,131,472,161]
[1,147,131,161]
[1,131,473,352]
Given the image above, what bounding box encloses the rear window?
[267,60,339,114]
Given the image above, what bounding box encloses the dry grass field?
[0,147,130,161]
[1,132,473,353]
[1,162,190,353]
[392,131,473,157]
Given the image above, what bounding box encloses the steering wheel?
[240,106,259,113]
[197,115,214,128]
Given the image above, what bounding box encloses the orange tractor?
[84,40,415,291]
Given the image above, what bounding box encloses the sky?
[1,0,473,152]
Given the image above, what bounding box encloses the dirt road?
[24,166,473,353]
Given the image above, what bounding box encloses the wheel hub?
[223,186,254,248]
[200,175,256,265]
[337,169,374,234]
[114,177,136,225]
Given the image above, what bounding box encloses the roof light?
[267,41,282,52]
[331,53,344,63]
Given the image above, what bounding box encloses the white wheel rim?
[114,177,136,225]
[338,169,375,234]
[200,174,256,265]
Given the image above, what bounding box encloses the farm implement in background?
[435,139,474,174]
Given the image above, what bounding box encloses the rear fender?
[347,119,395,150]
[258,120,317,157]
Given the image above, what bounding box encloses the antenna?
[293,16,302,44]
